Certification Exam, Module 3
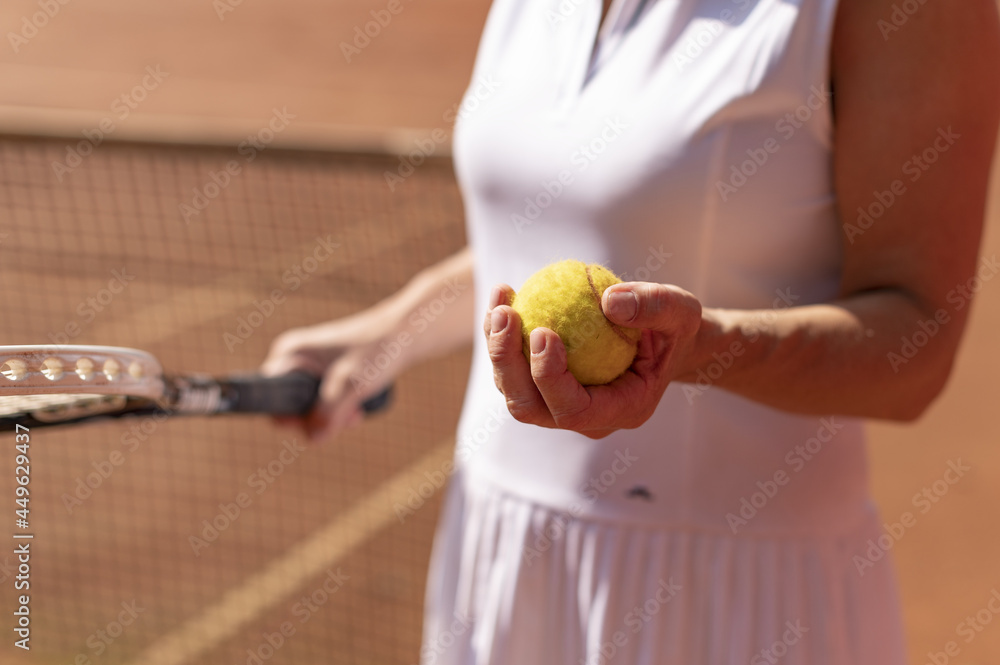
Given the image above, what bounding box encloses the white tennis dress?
[423,0,908,663]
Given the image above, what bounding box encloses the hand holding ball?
[511,260,641,385]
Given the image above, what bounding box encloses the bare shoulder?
[829,0,1000,305]
[832,0,1000,109]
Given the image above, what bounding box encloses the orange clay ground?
[1,1,998,663]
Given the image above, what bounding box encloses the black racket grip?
[227,372,393,417]
[359,384,394,413]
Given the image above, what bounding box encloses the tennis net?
[0,133,470,665]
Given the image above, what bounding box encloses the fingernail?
[489,286,503,309]
[607,290,638,322]
[491,307,509,334]
[529,328,546,355]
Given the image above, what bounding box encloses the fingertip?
[260,359,289,378]
[489,306,523,352]
[490,306,510,334]
[503,304,522,331]
[262,356,326,380]
[489,285,503,309]
[489,284,515,309]
[603,286,639,325]
[529,327,547,355]
[528,328,568,378]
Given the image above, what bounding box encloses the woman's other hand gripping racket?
[262,317,399,442]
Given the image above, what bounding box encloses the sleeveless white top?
[423,0,908,662]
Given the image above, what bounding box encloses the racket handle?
[360,385,394,413]
[226,373,392,417]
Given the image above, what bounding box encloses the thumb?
[602,282,702,337]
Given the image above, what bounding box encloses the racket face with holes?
[0,346,168,429]
[0,345,166,397]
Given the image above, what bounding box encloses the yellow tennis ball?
[511,260,641,385]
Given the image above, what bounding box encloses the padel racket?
[0,345,391,430]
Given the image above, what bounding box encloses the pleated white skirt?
[421,469,907,665]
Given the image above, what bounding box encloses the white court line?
[90,224,403,346]
[9,173,450,347]
[125,439,454,665]
[0,103,446,156]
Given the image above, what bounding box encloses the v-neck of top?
[591,0,617,65]
[560,0,652,109]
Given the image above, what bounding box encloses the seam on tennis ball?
[585,264,637,346]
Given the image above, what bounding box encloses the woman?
[264,0,1000,662]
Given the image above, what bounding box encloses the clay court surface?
[1,2,999,664]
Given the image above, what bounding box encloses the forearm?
[370,247,476,372]
[677,287,967,421]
